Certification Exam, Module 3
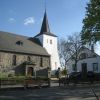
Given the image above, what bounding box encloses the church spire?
[34,7,57,37]
[40,10,50,33]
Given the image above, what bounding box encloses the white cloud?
[24,17,35,25]
[8,18,16,23]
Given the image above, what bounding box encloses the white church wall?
[36,34,60,71]
[43,34,60,70]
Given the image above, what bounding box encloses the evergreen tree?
[81,0,100,45]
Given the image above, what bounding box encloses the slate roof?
[35,11,57,37]
[40,11,50,33]
[0,31,49,56]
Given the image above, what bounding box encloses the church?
[0,11,60,76]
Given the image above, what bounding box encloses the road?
[0,84,100,100]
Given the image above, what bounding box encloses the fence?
[0,77,51,89]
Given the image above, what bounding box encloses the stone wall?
[0,51,50,75]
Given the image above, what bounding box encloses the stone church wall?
[0,51,50,75]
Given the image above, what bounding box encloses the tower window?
[50,40,52,44]
[12,55,16,66]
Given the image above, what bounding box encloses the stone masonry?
[0,51,50,76]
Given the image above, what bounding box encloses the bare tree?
[58,39,70,68]
[58,33,82,72]
[67,33,82,71]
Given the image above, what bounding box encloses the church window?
[93,63,98,72]
[40,57,43,67]
[12,55,16,65]
[27,56,31,61]
[50,40,52,44]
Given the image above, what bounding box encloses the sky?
[1,0,100,54]
[0,0,89,38]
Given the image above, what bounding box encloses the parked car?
[87,71,95,83]
[60,71,96,85]
[69,71,95,82]
[69,72,82,79]
[87,71,95,78]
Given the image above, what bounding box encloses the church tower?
[35,11,60,71]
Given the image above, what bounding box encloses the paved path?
[0,84,100,100]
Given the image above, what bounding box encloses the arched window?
[79,53,87,59]
[27,56,31,61]
[40,57,43,67]
[12,55,16,65]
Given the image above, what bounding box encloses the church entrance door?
[27,67,33,76]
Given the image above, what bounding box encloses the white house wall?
[66,59,73,74]
[77,57,100,73]
[67,47,100,74]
